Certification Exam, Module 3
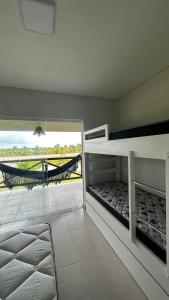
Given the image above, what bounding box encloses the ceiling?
[0,120,82,132]
[0,0,169,99]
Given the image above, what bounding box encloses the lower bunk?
[86,197,169,300]
[87,181,166,262]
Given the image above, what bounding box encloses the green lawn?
[16,158,76,171]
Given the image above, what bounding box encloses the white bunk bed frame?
[84,124,169,300]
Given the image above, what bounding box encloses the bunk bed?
[85,119,169,141]
[84,120,169,300]
[87,182,166,262]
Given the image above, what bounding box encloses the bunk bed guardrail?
[84,124,109,142]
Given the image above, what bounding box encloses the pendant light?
[33,126,45,137]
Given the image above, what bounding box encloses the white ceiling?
[0,120,82,132]
[0,0,169,99]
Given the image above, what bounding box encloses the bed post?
[166,154,169,276]
[128,151,136,242]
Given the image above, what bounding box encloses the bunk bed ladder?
[166,154,169,277]
[128,151,136,242]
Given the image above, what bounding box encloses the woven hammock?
[0,154,81,190]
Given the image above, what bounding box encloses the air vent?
[19,0,55,35]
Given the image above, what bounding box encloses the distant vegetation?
[0,144,81,158]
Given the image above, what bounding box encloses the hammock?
[0,154,81,190]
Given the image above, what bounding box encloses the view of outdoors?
[0,131,82,190]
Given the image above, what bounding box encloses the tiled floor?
[0,209,147,300]
[0,181,83,224]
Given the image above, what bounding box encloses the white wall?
[1,68,169,132]
[0,86,115,131]
[116,67,169,130]
[115,69,169,193]
[121,156,165,192]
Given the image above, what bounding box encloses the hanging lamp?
[33,126,45,137]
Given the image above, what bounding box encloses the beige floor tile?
[16,210,46,221]
[80,250,147,300]
[0,214,17,224]
[53,231,80,269]
[50,214,70,234]
[70,225,111,261]
[80,252,120,300]
[0,206,19,216]
[65,210,95,231]
[57,262,93,300]
[98,250,147,300]
[0,199,22,208]
[0,182,83,224]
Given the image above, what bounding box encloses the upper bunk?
[84,120,169,159]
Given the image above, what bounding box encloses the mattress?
[109,119,169,140]
[0,223,57,300]
[87,182,166,262]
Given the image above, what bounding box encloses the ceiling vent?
[19,0,55,35]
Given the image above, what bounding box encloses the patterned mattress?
[0,223,57,300]
[88,182,166,261]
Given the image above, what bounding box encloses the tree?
[0,144,82,158]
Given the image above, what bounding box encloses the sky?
[0,131,81,148]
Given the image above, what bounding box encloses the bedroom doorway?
[0,119,84,225]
